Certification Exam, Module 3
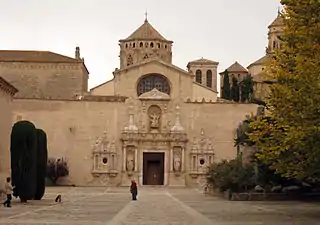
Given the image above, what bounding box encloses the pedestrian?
[3,177,14,207]
[130,180,138,201]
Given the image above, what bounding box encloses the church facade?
[1,18,258,187]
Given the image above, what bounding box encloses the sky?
[0,0,280,89]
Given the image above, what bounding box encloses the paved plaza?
[0,187,319,224]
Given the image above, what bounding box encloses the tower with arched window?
[118,18,173,69]
[266,13,284,54]
[186,58,219,92]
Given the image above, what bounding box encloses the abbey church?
[0,14,282,187]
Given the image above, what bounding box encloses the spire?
[124,105,138,132]
[277,6,281,16]
[170,105,185,133]
[144,9,148,22]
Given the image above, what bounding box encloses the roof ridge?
[0,50,81,63]
[120,20,171,42]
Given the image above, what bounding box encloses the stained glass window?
[137,74,170,96]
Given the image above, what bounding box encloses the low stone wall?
[207,188,320,201]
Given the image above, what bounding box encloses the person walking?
[130,180,138,201]
[3,177,14,207]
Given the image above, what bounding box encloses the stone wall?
[0,62,88,99]
[0,86,15,183]
[12,98,257,187]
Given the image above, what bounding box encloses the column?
[182,147,185,172]
[170,147,173,171]
[134,147,138,172]
[123,146,126,171]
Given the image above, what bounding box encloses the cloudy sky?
[0,0,280,89]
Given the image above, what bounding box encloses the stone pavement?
[0,186,319,224]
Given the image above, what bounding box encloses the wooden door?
[147,161,161,185]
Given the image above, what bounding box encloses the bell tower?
[118,15,173,69]
[266,10,284,54]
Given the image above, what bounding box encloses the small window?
[157,43,161,48]
[199,159,205,165]
[206,70,212,88]
[196,70,202,84]
[102,157,108,164]
[133,43,136,48]
[165,45,167,49]
[127,55,133,66]
[150,42,154,48]
[140,42,143,47]
[125,44,128,48]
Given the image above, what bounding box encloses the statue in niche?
[126,150,135,172]
[147,105,162,129]
[173,147,182,172]
[173,157,181,172]
[149,113,160,128]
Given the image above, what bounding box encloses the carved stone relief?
[189,129,215,177]
[147,105,162,131]
[126,146,135,173]
[173,146,182,172]
[92,131,118,177]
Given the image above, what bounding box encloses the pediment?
[139,88,170,101]
[114,59,191,77]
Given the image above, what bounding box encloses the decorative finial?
[144,9,148,22]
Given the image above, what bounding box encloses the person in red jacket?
[130,180,138,201]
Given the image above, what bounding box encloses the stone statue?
[173,157,181,172]
[126,156,134,171]
[149,113,160,128]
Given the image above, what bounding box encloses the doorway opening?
[143,152,165,185]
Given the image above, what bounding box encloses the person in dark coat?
[130,180,138,201]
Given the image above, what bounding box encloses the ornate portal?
[92,131,118,178]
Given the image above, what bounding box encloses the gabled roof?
[0,50,82,63]
[193,81,218,93]
[188,58,219,66]
[226,61,248,73]
[0,76,18,96]
[247,55,270,68]
[268,14,284,28]
[113,58,190,76]
[120,19,172,43]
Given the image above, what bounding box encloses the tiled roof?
[268,15,284,28]
[0,50,81,63]
[226,61,248,73]
[188,58,219,65]
[120,19,171,42]
[0,76,18,96]
[247,55,270,68]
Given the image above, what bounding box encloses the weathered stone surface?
[0,187,319,225]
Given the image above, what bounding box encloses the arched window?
[195,70,202,84]
[137,74,170,96]
[140,42,143,47]
[206,70,212,88]
[127,55,133,66]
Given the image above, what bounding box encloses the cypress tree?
[230,76,240,102]
[34,129,48,200]
[11,121,37,202]
[222,70,230,100]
